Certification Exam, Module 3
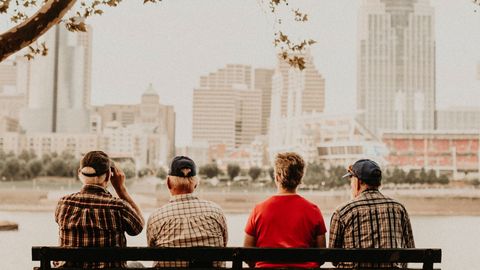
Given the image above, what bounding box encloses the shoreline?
[1,188,480,216]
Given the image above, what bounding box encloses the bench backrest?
[32,246,442,270]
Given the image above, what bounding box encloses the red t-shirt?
[244,194,327,268]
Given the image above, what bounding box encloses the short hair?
[168,175,198,193]
[274,152,305,191]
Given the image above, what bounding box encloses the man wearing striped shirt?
[55,151,144,268]
[329,159,415,269]
[147,156,228,268]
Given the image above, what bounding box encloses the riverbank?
[1,188,480,215]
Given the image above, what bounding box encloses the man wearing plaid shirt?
[329,159,415,269]
[147,156,228,268]
[55,151,144,268]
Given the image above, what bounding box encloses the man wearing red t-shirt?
[244,152,327,268]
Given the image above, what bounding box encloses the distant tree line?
[0,150,79,181]
[190,162,453,190]
[0,150,141,181]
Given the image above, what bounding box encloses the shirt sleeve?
[121,200,144,236]
[314,206,327,235]
[328,210,344,248]
[244,206,257,237]
[402,210,415,248]
[146,213,158,247]
[218,212,229,247]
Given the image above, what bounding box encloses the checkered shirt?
[147,193,228,267]
[329,189,415,269]
[54,184,144,268]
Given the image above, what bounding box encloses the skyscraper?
[20,25,92,133]
[192,65,262,151]
[268,52,326,160]
[357,0,435,134]
[254,68,275,135]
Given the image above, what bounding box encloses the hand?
[110,166,126,192]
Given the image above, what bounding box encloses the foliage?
[248,166,262,181]
[268,167,275,181]
[120,161,136,179]
[46,158,70,177]
[199,163,220,179]
[138,167,152,178]
[156,167,167,179]
[27,158,43,178]
[3,157,21,180]
[303,162,326,186]
[226,163,241,181]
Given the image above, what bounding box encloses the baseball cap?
[342,159,382,185]
[169,156,196,177]
[80,151,112,177]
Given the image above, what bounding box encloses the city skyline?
[0,0,479,148]
[84,0,480,146]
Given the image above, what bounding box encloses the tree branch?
[0,0,77,62]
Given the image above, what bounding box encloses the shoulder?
[197,198,226,215]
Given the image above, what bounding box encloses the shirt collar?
[169,193,198,203]
[81,184,111,195]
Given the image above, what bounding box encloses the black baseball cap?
[80,151,112,177]
[169,156,196,177]
[342,159,382,185]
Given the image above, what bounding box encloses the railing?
[32,246,442,270]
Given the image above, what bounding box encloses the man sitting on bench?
[54,151,144,268]
[146,156,228,267]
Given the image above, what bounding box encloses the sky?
[80,0,480,146]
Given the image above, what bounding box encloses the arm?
[219,213,228,247]
[403,211,415,248]
[243,233,257,268]
[110,166,145,232]
[316,234,326,248]
[328,211,344,267]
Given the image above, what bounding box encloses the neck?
[277,187,297,195]
[170,189,193,196]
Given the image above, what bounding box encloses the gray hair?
[168,175,198,192]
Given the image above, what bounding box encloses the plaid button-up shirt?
[54,184,144,268]
[147,193,228,268]
[329,189,415,269]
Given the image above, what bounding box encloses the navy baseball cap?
[342,159,382,185]
[169,156,196,177]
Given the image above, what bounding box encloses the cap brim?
[342,172,353,179]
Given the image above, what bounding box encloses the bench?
[32,246,441,270]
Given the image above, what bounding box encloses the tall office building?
[357,0,435,134]
[254,68,275,135]
[192,65,262,151]
[272,51,325,118]
[20,25,92,133]
[269,52,326,153]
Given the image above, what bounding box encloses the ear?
[356,178,363,191]
[166,176,172,190]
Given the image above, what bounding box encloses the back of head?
[168,156,198,193]
[79,151,112,184]
[351,159,382,187]
[275,152,305,191]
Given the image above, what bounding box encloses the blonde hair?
[168,175,198,192]
[274,152,305,191]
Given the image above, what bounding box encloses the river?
[0,211,479,270]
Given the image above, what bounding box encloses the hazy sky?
[85,0,480,146]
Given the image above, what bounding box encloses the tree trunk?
[0,0,77,62]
